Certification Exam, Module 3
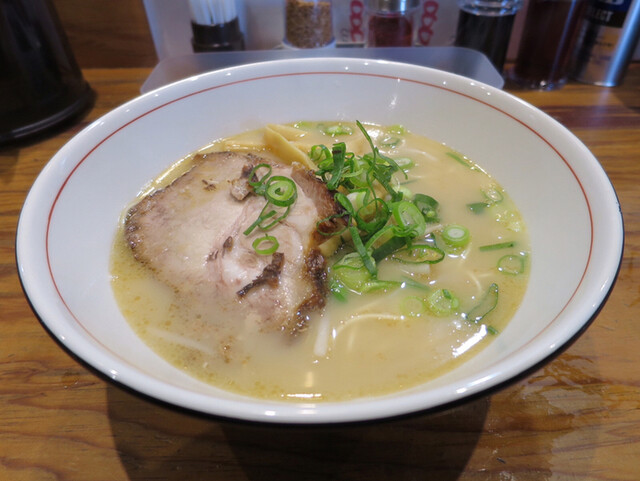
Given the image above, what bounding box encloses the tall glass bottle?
[364,0,420,47]
[509,0,587,90]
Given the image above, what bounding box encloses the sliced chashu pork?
[124,151,341,335]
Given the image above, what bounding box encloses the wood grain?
[51,0,157,68]
[1,65,639,480]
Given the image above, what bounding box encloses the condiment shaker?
[285,0,334,48]
[364,0,420,47]
[189,0,245,52]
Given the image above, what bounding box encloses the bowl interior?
[17,58,623,423]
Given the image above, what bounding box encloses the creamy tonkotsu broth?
[111,121,529,402]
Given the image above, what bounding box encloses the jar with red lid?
[365,0,420,47]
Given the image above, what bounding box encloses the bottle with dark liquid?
[510,0,587,90]
[365,0,420,47]
[454,0,523,73]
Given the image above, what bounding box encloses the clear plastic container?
[284,0,334,48]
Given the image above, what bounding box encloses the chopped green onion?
[427,289,460,316]
[334,192,356,218]
[364,224,396,250]
[259,205,291,231]
[329,278,349,302]
[395,157,414,171]
[413,194,439,223]
[362,279,401,292]
[324,124,353,136]
[400,296,426,317]
[346,189,368,211]
[371,235,409,262]
[400,277,430,291]
[243,204,277,236]
[479,241,516,251]
[391,244,445,264]
[265,176,297,207]
[498,254,526,275]
[293,121,314,130]
[466,283,499,324]
[252,235,279,255]
[482,186,504,203]
[356,120,407,181]
[349,226,377,276]
[331,253,371,292]
[387,124,406,135]
[442,224,471,248]
[446,152,474,169]
[356,198,390,234]
[248,163,272,195]
[380,135,401,148]
[392,201,426,237]
[326,142,347,190]
[396,185,413,200]
[310,144,332,164]
[467,202,490,214]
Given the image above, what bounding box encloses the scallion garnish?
[355,198,390,234]
[467,202,490,214]
[265,176,297,207]
[244,164,297,253]
[446,151,480,171]
[252,235,279,255]
[441,224,471,249]
[466,283,499,324]
[308,122,449,299]
[413,194,439,223]
[391,244,445,264]
[349,226,377,276]
[497,254,526,275]
[325,142,347,190]
[479,241,516,251]
[248,163,272,195]
[400,296,427,317]
[391,201,426,238]
[427,289,460,316]
[324,123,353,136]
[395,157,414,171]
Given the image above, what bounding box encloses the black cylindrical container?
[0,0,92,145]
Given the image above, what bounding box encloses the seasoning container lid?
[365,0,420,13]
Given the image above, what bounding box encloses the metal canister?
[572,0,640,86]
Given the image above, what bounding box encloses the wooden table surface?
[1,64,639,481]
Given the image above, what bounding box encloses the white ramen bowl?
[17,58,623,424]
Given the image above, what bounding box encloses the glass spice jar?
[284,0,334,48]
[365,0,420,47]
